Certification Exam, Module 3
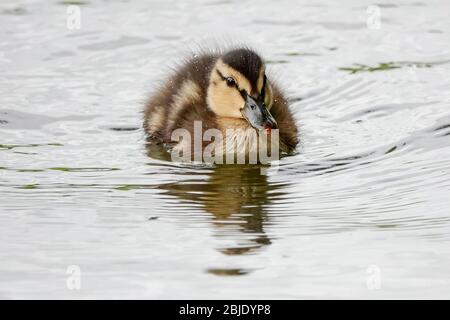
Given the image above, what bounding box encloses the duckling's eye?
[225,77,236,87]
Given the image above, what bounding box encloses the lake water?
[1,0,450,299]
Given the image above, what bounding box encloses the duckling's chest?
[177,118,278,158]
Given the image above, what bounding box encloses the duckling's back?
[143,53,219,144]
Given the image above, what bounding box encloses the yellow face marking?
[256,66,266,94]
[264,81,273,109]
[207,59,274,118]
[207,59,249,119]
[255,65,274,109]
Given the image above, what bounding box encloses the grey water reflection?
[150,141,278,255]
[2,0,450,299]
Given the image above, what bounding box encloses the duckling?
[143,48,298,162]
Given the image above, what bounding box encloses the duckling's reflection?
[146,144,282,255]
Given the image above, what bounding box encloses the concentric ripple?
[1,0,450,299]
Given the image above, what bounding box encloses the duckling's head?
[207,48,277,130]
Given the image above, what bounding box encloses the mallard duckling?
[143,48,298,162]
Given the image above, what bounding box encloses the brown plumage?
[143,48,298,160]
[143,53,218,145]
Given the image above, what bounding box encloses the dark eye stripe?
[260,74,267,99]
[216,69,247,98]
[216,70,228,82]
[216,69,267,101]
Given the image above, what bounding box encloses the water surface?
[1,0,450,299]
